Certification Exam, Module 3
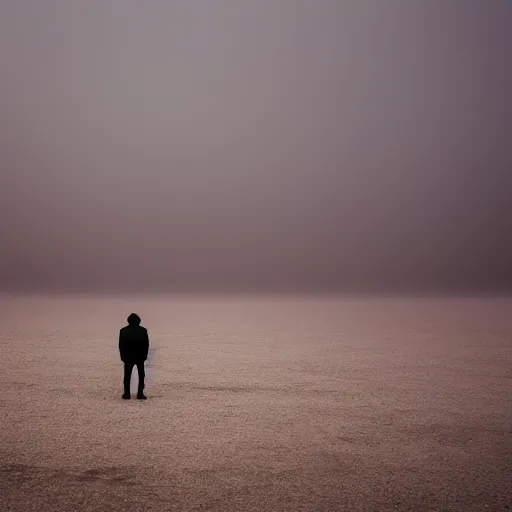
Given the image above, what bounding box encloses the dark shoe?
[137,393,147,400]
[122,392,131,400]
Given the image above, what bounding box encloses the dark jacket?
[119,325,149,363]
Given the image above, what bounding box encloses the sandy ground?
[0,295,511,511]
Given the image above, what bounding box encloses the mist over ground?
[1,1,511,293]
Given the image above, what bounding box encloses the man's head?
[127,313,141,326]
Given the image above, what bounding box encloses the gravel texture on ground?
[1,295,511,511]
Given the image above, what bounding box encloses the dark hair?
[127,313,141,326]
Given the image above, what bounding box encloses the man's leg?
[123,362,135,398]
[136,362,146,399]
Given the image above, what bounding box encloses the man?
[119,313,149,400]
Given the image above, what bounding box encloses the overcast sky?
[1,1,511,293]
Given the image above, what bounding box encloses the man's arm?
[119,329,126,362]
[143,329,149,361]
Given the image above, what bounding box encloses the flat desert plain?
[0,295,511,511]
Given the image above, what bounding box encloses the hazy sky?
[1,1,511,293]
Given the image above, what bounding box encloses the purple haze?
[1,1,511,293]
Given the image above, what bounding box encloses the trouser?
[124,361,145,394]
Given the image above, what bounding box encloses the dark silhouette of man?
[119,313,149,400]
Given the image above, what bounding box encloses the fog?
[1,1,511,293]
